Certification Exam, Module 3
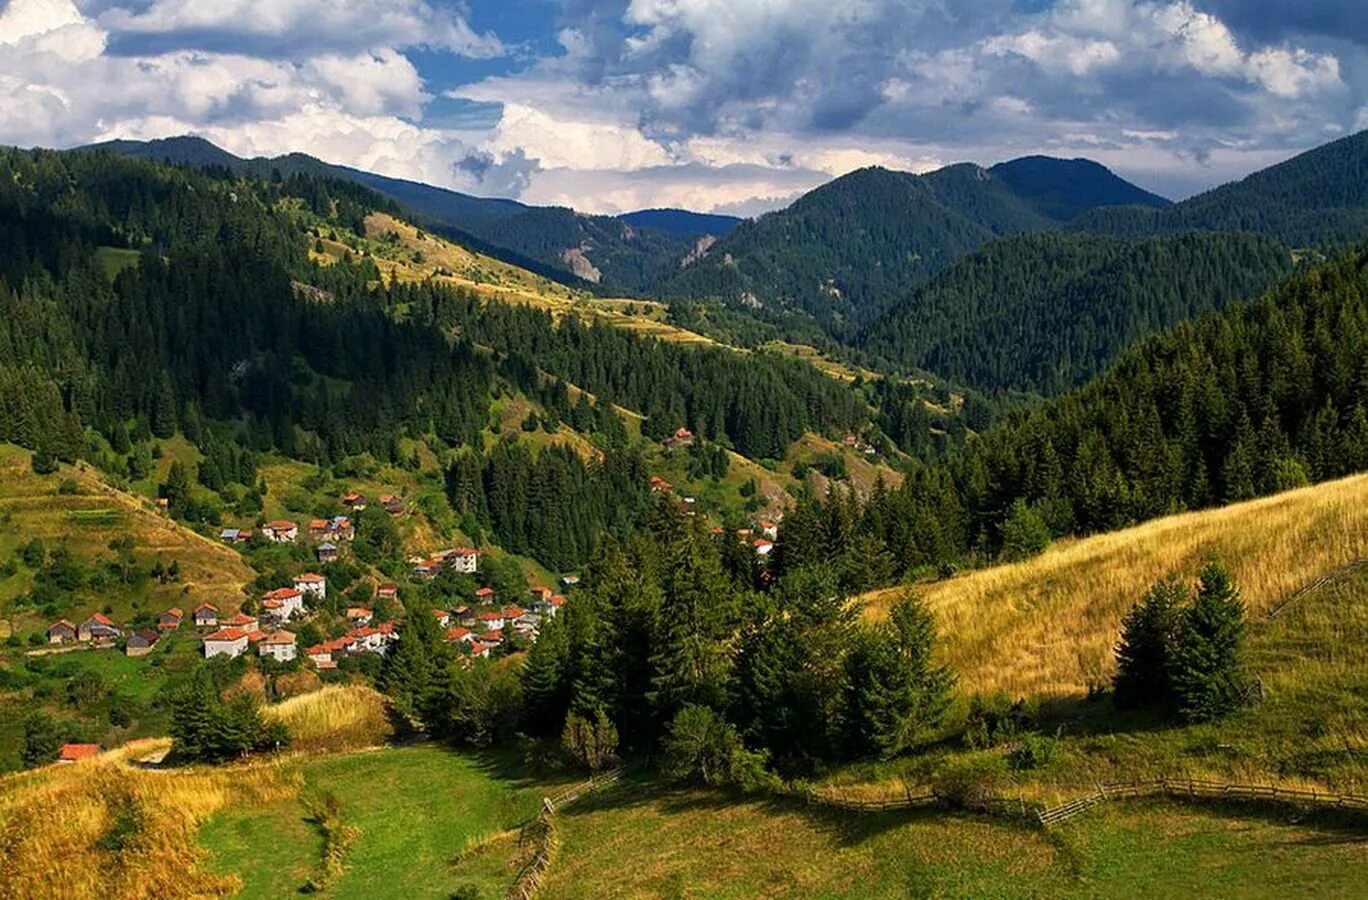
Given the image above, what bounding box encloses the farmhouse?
[193,603,219,628]
[306,643,337,669]
[222,613,259,632]
[263,520,298,543]
[292,572,327,600]
[376,582,398,601]
[329,516,354,541]
[445,626,473,644]
[308,519,330,540]
[346,607,374,627]
[219,527,244,544]
[258,630,297,663]
[380,494,404,515]
[316,541,338,564]
[560,574,580,588]
[203,628,249,659]
[649,475,673,493]
[454,606,476,627]
[78,613,121,644]
[758,520,779,540]
[662,427,695,449]
[413,559,442,580]
[432,609,451,628]
[126,630,159,657]
[530,586,552,604]
[474,587,495,602]
[57,743,101,764]
[754,539,775,557]
[341,491,366,510]
[443,547,479,574]
[261,588,304,623]
[476,610,505,631]
[468,640,493,659]
[47,620,77,644]
[158,608,183,631]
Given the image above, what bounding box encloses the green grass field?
[538,782,1368,899]
[199,744,575,899]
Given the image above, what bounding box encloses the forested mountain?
[0,148,870,570]
[988,156,1170,221]
[620,208,741,236]
[861,231,1293,394]
[1075,129,1368,247]
[651,158,1168,330]
[87,136,719,293]
[780,247,1368,585]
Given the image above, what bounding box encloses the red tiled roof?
[309,519,329,529]
[446,627,471,641]
[293,573,325,583]
[264,587,301,601]
[165,607,183,618]
[223,614,257,626]
[483,630,503,642]
[205,628,248,642]
[502,605,525,618]
[477,610,502,621]
[474,587,495,598]
[59,743,101,762]
[263,631,296,644]
[86,612,114,626]
[265,520,295,530]
[246,630,268,642]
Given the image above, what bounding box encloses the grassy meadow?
[535,780,1368,900]
[863,472,1368,699]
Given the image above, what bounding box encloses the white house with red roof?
[203,628,249,658]
[468,640,493,659]
[376,582,398,601]
[221,612,259,632]
[261,588,304,623]
[474,586,496,603]
[432,609,451,628]
[753,539,775,557]
[292,572,326,601]
[346,607,373,627]
[258,630,298,663]
[445,626,473,644]
[476,610,505,631]
[443,547,479,574]
[263,520,298,543]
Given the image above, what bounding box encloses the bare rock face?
[679,235,716,269]
[561,245,602,283]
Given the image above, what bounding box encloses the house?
[306,643,337,669]
[476,610,505,631]
[681,496,697,515]
[444,547,478,574]
[454,606,476,627]
[473,587,495,603]
[662,427,695,449]
[842,434,858,447]
[262,588,304,623]
[649,475,673,493]
[560,574,580,589]
[758,520,779,540]
[203,628,249,658]
[380,494,404,515]
[47,619,77,644]
[157,608,183,631]
[548,595,565,617]
[329,516,354,541]
[753,539,775,557]
[413,559,442,580]
[316,541,338,564]
[193,603,219,628]
[258,630,297,663]
[219,527,241,544]
[467,640,493,659]
[502,605,526,621]
[376,582,398,601]
[346,607,373,627]
[222,613,259,632]
[529,586,552,605]
[308,518,330,540]
[482,629,504,645]
[78,613,121,644]
[292,572,327,601]
[432,609,451,628]
[445,626,472,644]
[512,614,541,639]
[263,520,298,543]
[57,743,101,764]
[341,490,366,510]
[126,630,159,657]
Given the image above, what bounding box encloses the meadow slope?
[863,473,1368,698]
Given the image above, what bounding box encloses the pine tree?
[1112,576,1186,708]
[1168,562,1248,722]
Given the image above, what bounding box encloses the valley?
[1,126,1367,900]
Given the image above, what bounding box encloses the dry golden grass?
[0,743,297,900]
[862,473,1368,699]
[264,684,393,753]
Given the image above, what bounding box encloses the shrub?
[662,704,741,786]
[1008,733,1058,771]
[962,691,1034,749]
[933,755,1008,809]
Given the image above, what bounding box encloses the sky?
[0,0,1364,216]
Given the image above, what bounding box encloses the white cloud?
[983,31,1121,76]
[98,0,504,57]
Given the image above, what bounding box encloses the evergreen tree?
[1168,562,1248,722]
[1112,576,1186,708]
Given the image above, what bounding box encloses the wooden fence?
[1266,558,1368,619]
[1037,778,1368,827]
[509,767,625,900]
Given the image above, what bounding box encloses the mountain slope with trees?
[860,230,1294,394]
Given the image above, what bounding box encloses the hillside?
[86,136,717,294]
[860,230,1293,393]
[652,157,1167,328]
[988,155,1171,221]
[861,472,1368,698]
[1075,129,1368,247]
